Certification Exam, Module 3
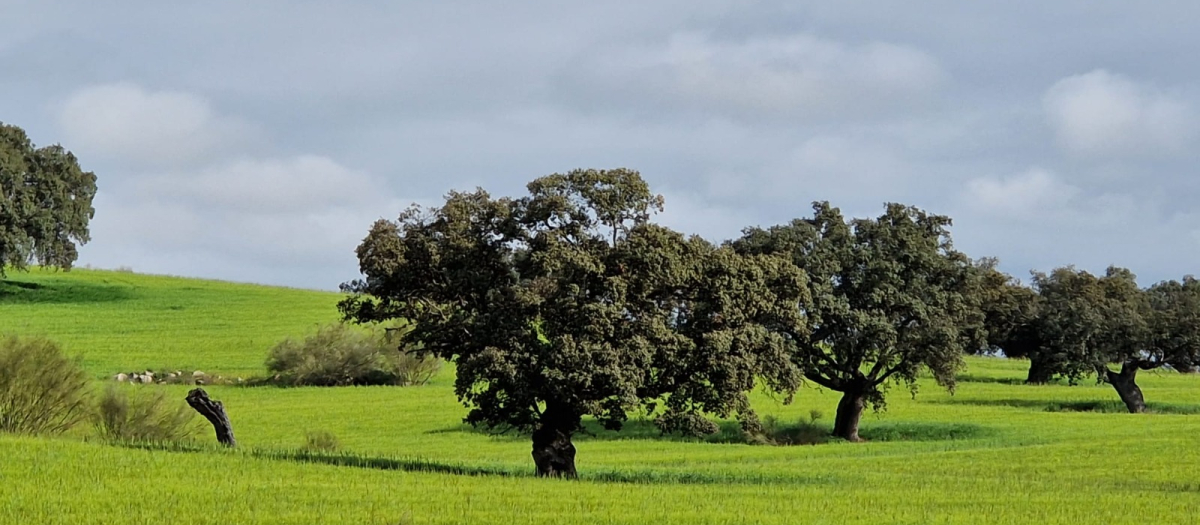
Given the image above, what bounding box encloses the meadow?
[4,268,1200,524]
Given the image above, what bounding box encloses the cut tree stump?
[186,388,236,447]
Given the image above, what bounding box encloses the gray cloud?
[555,32,947,122]
[3,2,1200,288]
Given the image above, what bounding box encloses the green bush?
[302,429,341,452]
[751,411,829,446]
[265,323,439,387]
[94,384,201,444]
[0,335,91,435]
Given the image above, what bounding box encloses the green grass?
[5,268,1200,524]
[0,268,341,377]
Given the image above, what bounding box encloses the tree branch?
[804,370,842,390]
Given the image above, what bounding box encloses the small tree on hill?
[0,123,97,276]
[734,202,983,442]
[340,169,809,476]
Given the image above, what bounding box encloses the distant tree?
[1025,266,1162,412]
[734,202,982,441]
[967,259,1045,382]
[340,168,808,476]
[1145,277,1200,375]
[0,123,97,276]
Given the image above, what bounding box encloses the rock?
[114,373,128,382]
[192,370,205,378]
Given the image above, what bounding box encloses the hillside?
[5,268,1200,524]
[0,268,343,376]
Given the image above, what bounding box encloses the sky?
[3,1,1199,290]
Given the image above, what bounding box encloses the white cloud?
[1043,69,1195,157]
[963,168,1080,216]
[58,83,256,169]
[561,32,947,121]
[150,156,384,214]
[61,82,401,289]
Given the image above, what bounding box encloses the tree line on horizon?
[339,168,1200,478]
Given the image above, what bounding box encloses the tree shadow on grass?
[429,417,994,445]
[0,278,134,304]
[955,374,1070,386]
[941,398,1200,414]
[115,441,832,485]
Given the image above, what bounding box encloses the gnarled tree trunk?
[832,387,866,442]
[186,388,236,447]
[1105,362,1146,414]
[1026,358,1052,384]
[531,403,579,478]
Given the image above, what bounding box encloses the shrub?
[750,411,829,446]
[94,384,201,444]
[265,323,439,387]
[0,335,91,435]
[302,429,341,452]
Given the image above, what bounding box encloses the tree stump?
[186,388,236,447]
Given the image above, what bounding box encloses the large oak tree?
[734,202,982,441]
[340,169,808,476]
[0,123,97,276]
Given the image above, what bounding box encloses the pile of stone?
[111,370,241,385]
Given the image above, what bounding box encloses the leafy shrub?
[265,323,439,387]
[94,384,201,444]
[750,411,829,446]
[0,335,91,435]
[303,429,341,452]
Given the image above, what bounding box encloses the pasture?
[4,268,1200,524]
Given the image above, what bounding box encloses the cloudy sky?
[4,1,1199,289]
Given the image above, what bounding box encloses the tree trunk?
[832,388,866,442]
[186,388,236,447]
[1105,362,1147,414]
[531,403,579,478]
[1026,358,1052,384]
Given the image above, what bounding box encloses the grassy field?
[4,268,1200,524]
[0,268,341,377]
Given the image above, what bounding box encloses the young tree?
[340,169,808,476]
[734,202,982,441]
[0,123,97,276]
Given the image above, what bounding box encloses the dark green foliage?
[968,258,1040,361]
[340,168,808,474]
[0,335,91,435]
[265,323,439,387]
[94,384,201,443]
[1145,277,1200,373]
[0,123,97,276]
[1025,266,1148,385]
[735,202,982,441]
[1011,266,1200,412]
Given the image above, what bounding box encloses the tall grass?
[93,384,201,444]
[0,335,91,435]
